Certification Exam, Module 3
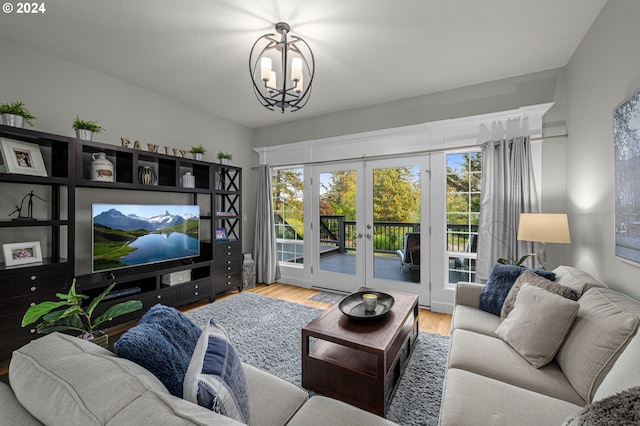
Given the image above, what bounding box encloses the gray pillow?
[495,284,580,368]
[501,270,579,320]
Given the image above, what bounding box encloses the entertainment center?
[0,123,242,365]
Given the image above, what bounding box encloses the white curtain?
[476,136,539,281]
[254,165,281,284]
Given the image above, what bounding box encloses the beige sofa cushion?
[593,328,640,402]
[451,304,502,336]
[556,288,640,403]
[243,363,309,426]
[288,396,398,426]
[0,382,42,425]
[9,332,241,426]
[552,265,607,296]
[495,284,580,368]
[448,329,585,405]
[439,368,582,426]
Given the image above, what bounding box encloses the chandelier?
[249,22,315,113]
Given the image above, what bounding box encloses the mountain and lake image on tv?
[92,204,200,272]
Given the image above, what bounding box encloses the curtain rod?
[251,133,569,170]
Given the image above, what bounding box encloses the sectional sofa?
[439,265,640,425]
[1,330,397,425]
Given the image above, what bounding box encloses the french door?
[311,156,430,304]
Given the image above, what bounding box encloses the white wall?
[565,0,640,300]
[0,37,256,268]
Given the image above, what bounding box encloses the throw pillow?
[501,270,580,320]
[495,284,580,368]
[479,263,556,316]
[114,304,202,397]
[183,318,250,424]
[562,386,640,425]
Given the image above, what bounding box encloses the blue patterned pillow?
[114,304,202,397]
[479,264,556,316]
[183,318,250,424]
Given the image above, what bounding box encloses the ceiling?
[0,0,606,129]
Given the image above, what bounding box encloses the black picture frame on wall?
[613,88,640,265]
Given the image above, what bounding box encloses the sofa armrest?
[454,282,485,308]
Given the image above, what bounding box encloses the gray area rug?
[184,292,448,425]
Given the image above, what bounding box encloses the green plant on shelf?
[72,116,105,133]
[189,145,207,154]
[217,151,233,160]
[0,101,37,125]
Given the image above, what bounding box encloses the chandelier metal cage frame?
[249,22,315,113]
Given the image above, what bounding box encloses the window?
[272,167,304,264]
[446,152,481,283]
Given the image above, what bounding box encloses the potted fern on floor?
[21,279,143,348]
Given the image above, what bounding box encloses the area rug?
[184,292,448,425]
[308,290,347,305]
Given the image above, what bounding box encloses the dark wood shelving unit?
[0,124,242,366]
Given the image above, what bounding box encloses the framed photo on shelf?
[2,241,43,267]
[215,228,229,241]
[0,138,48,177]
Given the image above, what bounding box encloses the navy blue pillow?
[479,264,556,316]
[114,304,202,397]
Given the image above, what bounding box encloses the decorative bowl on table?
[338,290,395,320]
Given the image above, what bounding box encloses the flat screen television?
[92,203,200,272]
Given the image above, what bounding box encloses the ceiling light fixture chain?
[249,22,315,113]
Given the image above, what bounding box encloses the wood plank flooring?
[214,283,452,336]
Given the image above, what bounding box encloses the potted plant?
[0,101,36,128]
[21,279,143,348]
[189,145,206,160]
[217,150,233,165]
[72,116,105,141]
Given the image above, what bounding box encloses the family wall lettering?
[120,137,189,158]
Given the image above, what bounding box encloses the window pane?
[446,151,481,284]
[272,167,304,264]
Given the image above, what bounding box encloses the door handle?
[366,233,372,239]
[357,233,363,239]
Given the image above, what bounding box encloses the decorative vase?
[75,129,94,141]
[192,153,203,161]
[182,171,195,188]
[138,165,157,185]
[90,152,114,182]
[1,113,25,128]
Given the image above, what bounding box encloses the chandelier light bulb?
[291,57,303,82]
[260,57,272,82]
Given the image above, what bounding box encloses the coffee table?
[302,287,419,416]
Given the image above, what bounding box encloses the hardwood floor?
[212,283,452,336]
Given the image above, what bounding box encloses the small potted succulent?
[189,145,207,160]
[217,151,233,165]
[21,279,142,348]
[0,101,37,128]
[72,116,105,141]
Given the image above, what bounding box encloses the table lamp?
[517,213,571,269]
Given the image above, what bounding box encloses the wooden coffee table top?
[302,287,418,352]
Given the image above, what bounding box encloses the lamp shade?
[517,213,571,244]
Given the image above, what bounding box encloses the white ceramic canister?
[90,152,114,182]
[182,171,195,188]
